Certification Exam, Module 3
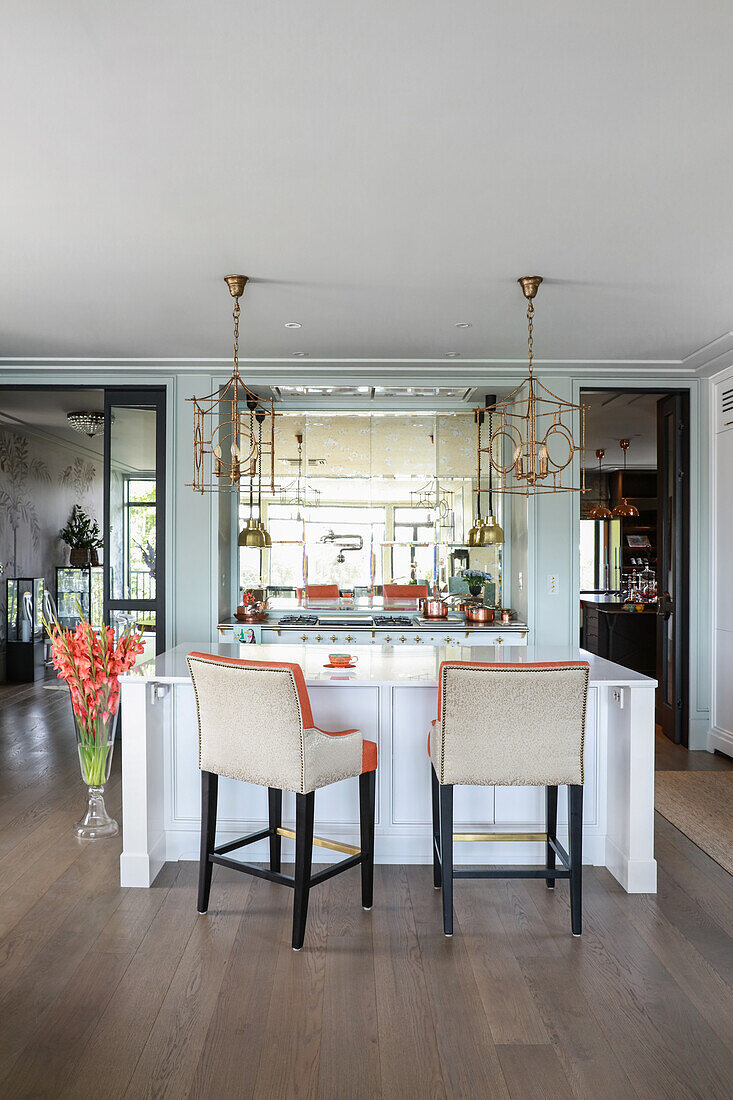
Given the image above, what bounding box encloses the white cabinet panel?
[391,687,436,824]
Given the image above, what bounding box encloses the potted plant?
[460,567,493,599]
[59,505,102,567]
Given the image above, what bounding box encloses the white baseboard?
[120,833,167,888]
[605,837,657,893]
[707,725,733,758]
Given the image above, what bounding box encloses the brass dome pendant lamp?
[588,449,612,520]
[467,410,486,546]
[612,438,639,518]
[478,277,587,497]
[479,409,504,545]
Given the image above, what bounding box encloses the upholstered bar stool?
[429,660,590,937]
[187,652,377,950]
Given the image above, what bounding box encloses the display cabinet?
[55,567,103,630]
[6,577,45,681]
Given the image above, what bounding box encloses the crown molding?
[682,331,733,378]
[1,332,730,379]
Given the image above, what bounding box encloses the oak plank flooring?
[370,865,445,1100]
[496,1042,576,1099]
[0,678,732,1097]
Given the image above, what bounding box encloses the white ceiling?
[1,2,732,366]
[0,389,156,471]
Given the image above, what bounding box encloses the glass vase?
[71,681,120,839]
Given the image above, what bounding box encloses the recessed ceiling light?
[445,352,460,358]
[284,322,302,329]
[292,351,309,358]
[454,322,472,328]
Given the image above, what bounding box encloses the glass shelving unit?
[55,567,104,630]
[5,577,45,681]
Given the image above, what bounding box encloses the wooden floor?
[1,679,732,1099]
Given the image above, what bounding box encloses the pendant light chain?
[526,298,534,377]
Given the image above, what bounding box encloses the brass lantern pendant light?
[188,276,275,495]
[588,449,612,520]
[479,277,587,497]
[612,438,639,518]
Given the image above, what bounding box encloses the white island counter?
[119,643,657,893]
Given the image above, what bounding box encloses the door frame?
[578,385,691,747]
[103,387,166,653]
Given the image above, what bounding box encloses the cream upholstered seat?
[429,660,590,937]
[187,651,377,950]
[188,653,371,794]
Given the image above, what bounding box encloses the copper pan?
[465,606,495,624]
[422,600,448,619]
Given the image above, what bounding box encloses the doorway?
[0,384,165,682]
[579,389,690,746]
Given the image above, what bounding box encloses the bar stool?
[383,583,428,604]
[187,652,377,950]
[429,660,589,937]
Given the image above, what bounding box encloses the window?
[124,478,156,599]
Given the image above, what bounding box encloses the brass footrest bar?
[276,827,360,857]
[453,832,548,843]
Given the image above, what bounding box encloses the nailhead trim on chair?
[187,655,307,792]
[437,662,590,785]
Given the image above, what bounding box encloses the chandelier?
[588,449,613,519]
[410,478,454,535]
[67,412,105,438]
[188,275,275,496]
[479,277,587,496]
[276,432,321,519]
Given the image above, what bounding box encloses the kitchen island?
[119,643,657,893]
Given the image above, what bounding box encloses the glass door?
[104,389,166,662]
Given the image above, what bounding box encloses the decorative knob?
[496,636,504,644]
[384,635,392,643]
[399,635,407,644]
[300,634,307,642]
[315,634,323,642]
[415,636,423,644]
[346,634,354,643]
[444,636,452,644]
[331,635,337,643]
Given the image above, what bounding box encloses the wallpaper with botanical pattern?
[0,426,102,660]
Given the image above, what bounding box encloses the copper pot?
[422,600,448,619]
[466,606,495,624]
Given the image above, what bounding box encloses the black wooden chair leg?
[546,784,558,889]
[359,770,376,909]
[569,784,583,936]
[439,783,454,936]
[292,791,315,950]
[197,771,218,914]
[268,787,282,873]
[431,766,442,888]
